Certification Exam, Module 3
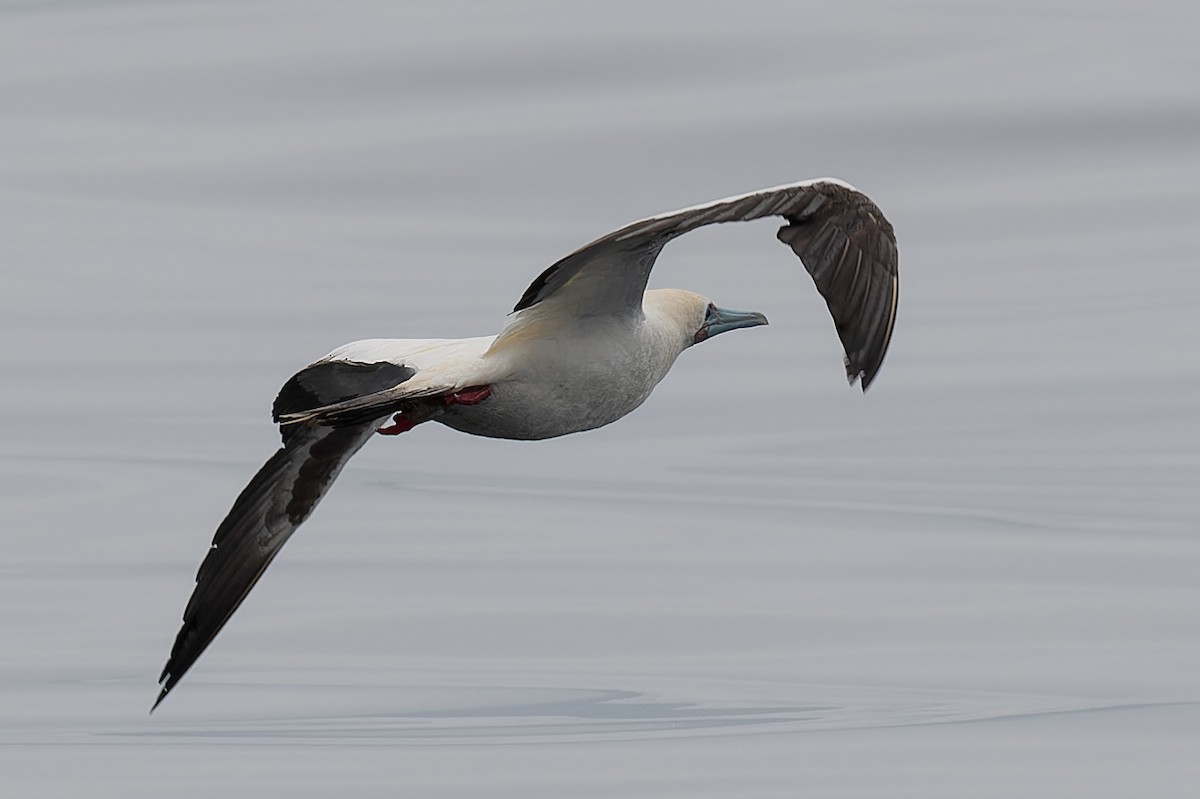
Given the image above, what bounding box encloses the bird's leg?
[376,414,420,435]
[376,402,443,436]
[376,386,491,436]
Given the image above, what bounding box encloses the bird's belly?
[436,377,651,441]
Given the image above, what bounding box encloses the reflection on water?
[96,678,1094,745]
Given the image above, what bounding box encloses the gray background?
[3,1,1198,796]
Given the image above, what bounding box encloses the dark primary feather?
[775,183,898,389]
[514,180,898,389]
[154,421,376,710]
[153,360,423,710]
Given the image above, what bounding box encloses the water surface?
[2,2,1199,796]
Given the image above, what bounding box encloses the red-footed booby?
[153,178,899,710]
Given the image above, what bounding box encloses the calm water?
[3,1,1199,796]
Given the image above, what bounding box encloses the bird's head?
[645,289,769,351]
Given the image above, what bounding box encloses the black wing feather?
[154,421,376,710]
[153,358,424,710]
[273,361,416,429]
[776,183,898,389]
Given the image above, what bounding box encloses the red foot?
[376,414,418,436]
[376,386,491,436]
[443,385,492,406]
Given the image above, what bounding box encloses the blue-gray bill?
[694,305,769,344]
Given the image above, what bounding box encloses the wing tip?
[845,349,888,393]
[150,682,171,713]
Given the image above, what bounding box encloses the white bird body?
[318,288,706,440]
[154,179,900,709]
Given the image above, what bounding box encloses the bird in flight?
[153,178,899,710]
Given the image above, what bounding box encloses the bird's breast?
[438,332,667,440]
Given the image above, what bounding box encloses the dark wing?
[514,178,898,390]
[774,183,898,390]
[153,421,377,710]
[154,360,419,710]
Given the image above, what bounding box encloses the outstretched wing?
[154,421,377,709]
[513,178,898,389]
[154,360,421,710]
